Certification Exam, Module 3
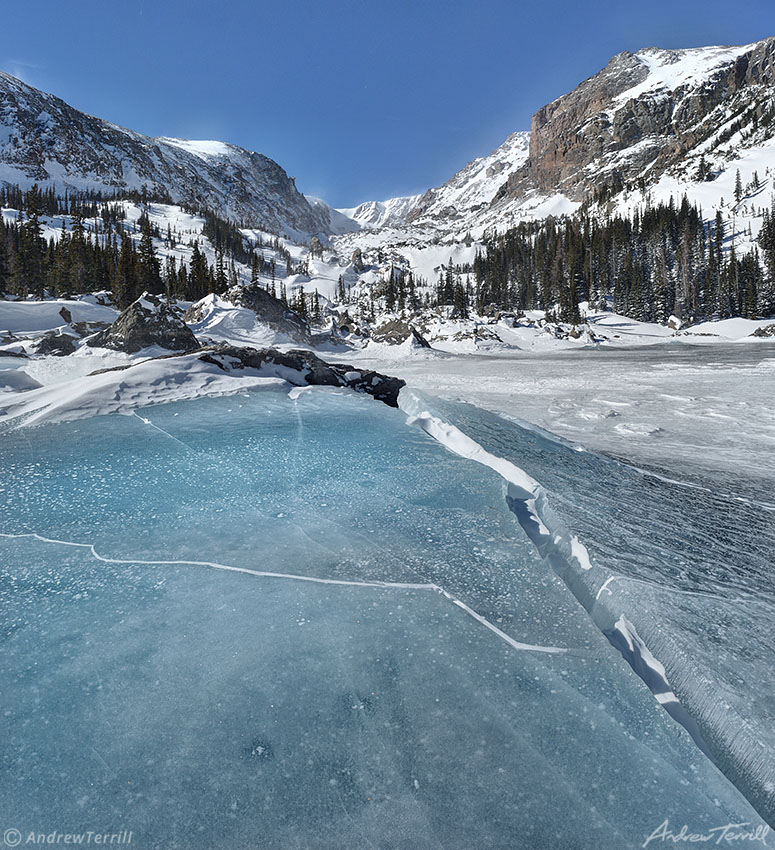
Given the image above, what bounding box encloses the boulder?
[371,319,431,348]
[32,333,77,356]
[87,293,200,354]
[199,344,406,407]
[750,324,775,338]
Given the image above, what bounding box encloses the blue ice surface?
[0,388,764,849]
[400,389,775,831]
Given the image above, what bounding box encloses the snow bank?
[0,370,42,393]
[186,293,301,348]
[0,299,116,334]
[680,317,775,340]
[0,352,287,427]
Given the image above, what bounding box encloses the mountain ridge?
[0,70,330,239]
[340,37,775,241]
[3,36,775,246]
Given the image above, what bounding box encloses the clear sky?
[3,0,775,207]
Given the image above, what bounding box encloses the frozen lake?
[353,341,775,501]
[1,386,769,848]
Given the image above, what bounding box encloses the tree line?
[0,184,280,308]
[464,198,775,323]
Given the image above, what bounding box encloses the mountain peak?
[492,36,775,208]
[0,70,330,238]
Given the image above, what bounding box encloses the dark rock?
[70,320,111,337]
[336,312,366,337]
[473,326,502,341]
[371,319,431,348]
[200,344,406,407]
[58,306,72,324]
[87,293,200,354]
[0,347,27,358]
[750,323,775,338]
[32,333,77,356]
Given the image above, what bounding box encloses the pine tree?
[312,288,321,324]
[214,250,228,293]
[188,241,210,301]
[452,279,469,318]
[164,255,178,301]
[0,231,9,294]
[113,234,137,308]
[136,212,162,295]
[295,285,307,317]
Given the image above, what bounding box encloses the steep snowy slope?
[340,38,775,243]
[340,131,531,236]
[406,131,530,228]
[303,196,360,235]
[0,71,329,238]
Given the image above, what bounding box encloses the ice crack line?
[0,531,571,656]
[131,411,193,452]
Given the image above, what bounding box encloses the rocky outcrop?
[87,294,200,353]
[199,344,405,407]
[185,285,311,344]
[371,319,431,347]
[91,343,406,407]
[495,38,775,204]
[750,323,775,337]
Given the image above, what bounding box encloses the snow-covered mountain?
[406,131,530,228]
[495,37,775,211]
[339,131,530,236]
[338,195,424,230]
[338,38,775,242]
[0,71,330,239]
[4,37,775,248]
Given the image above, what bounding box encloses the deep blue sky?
[3,0,774,206]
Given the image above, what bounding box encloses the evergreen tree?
[188,241,210,301]
[0,232,8,294]
[113,234,138,308]
[452,279,469,318]
[136,212,162,295]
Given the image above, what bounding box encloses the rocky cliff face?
[0,71,330,237]
[495,38,775,204]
